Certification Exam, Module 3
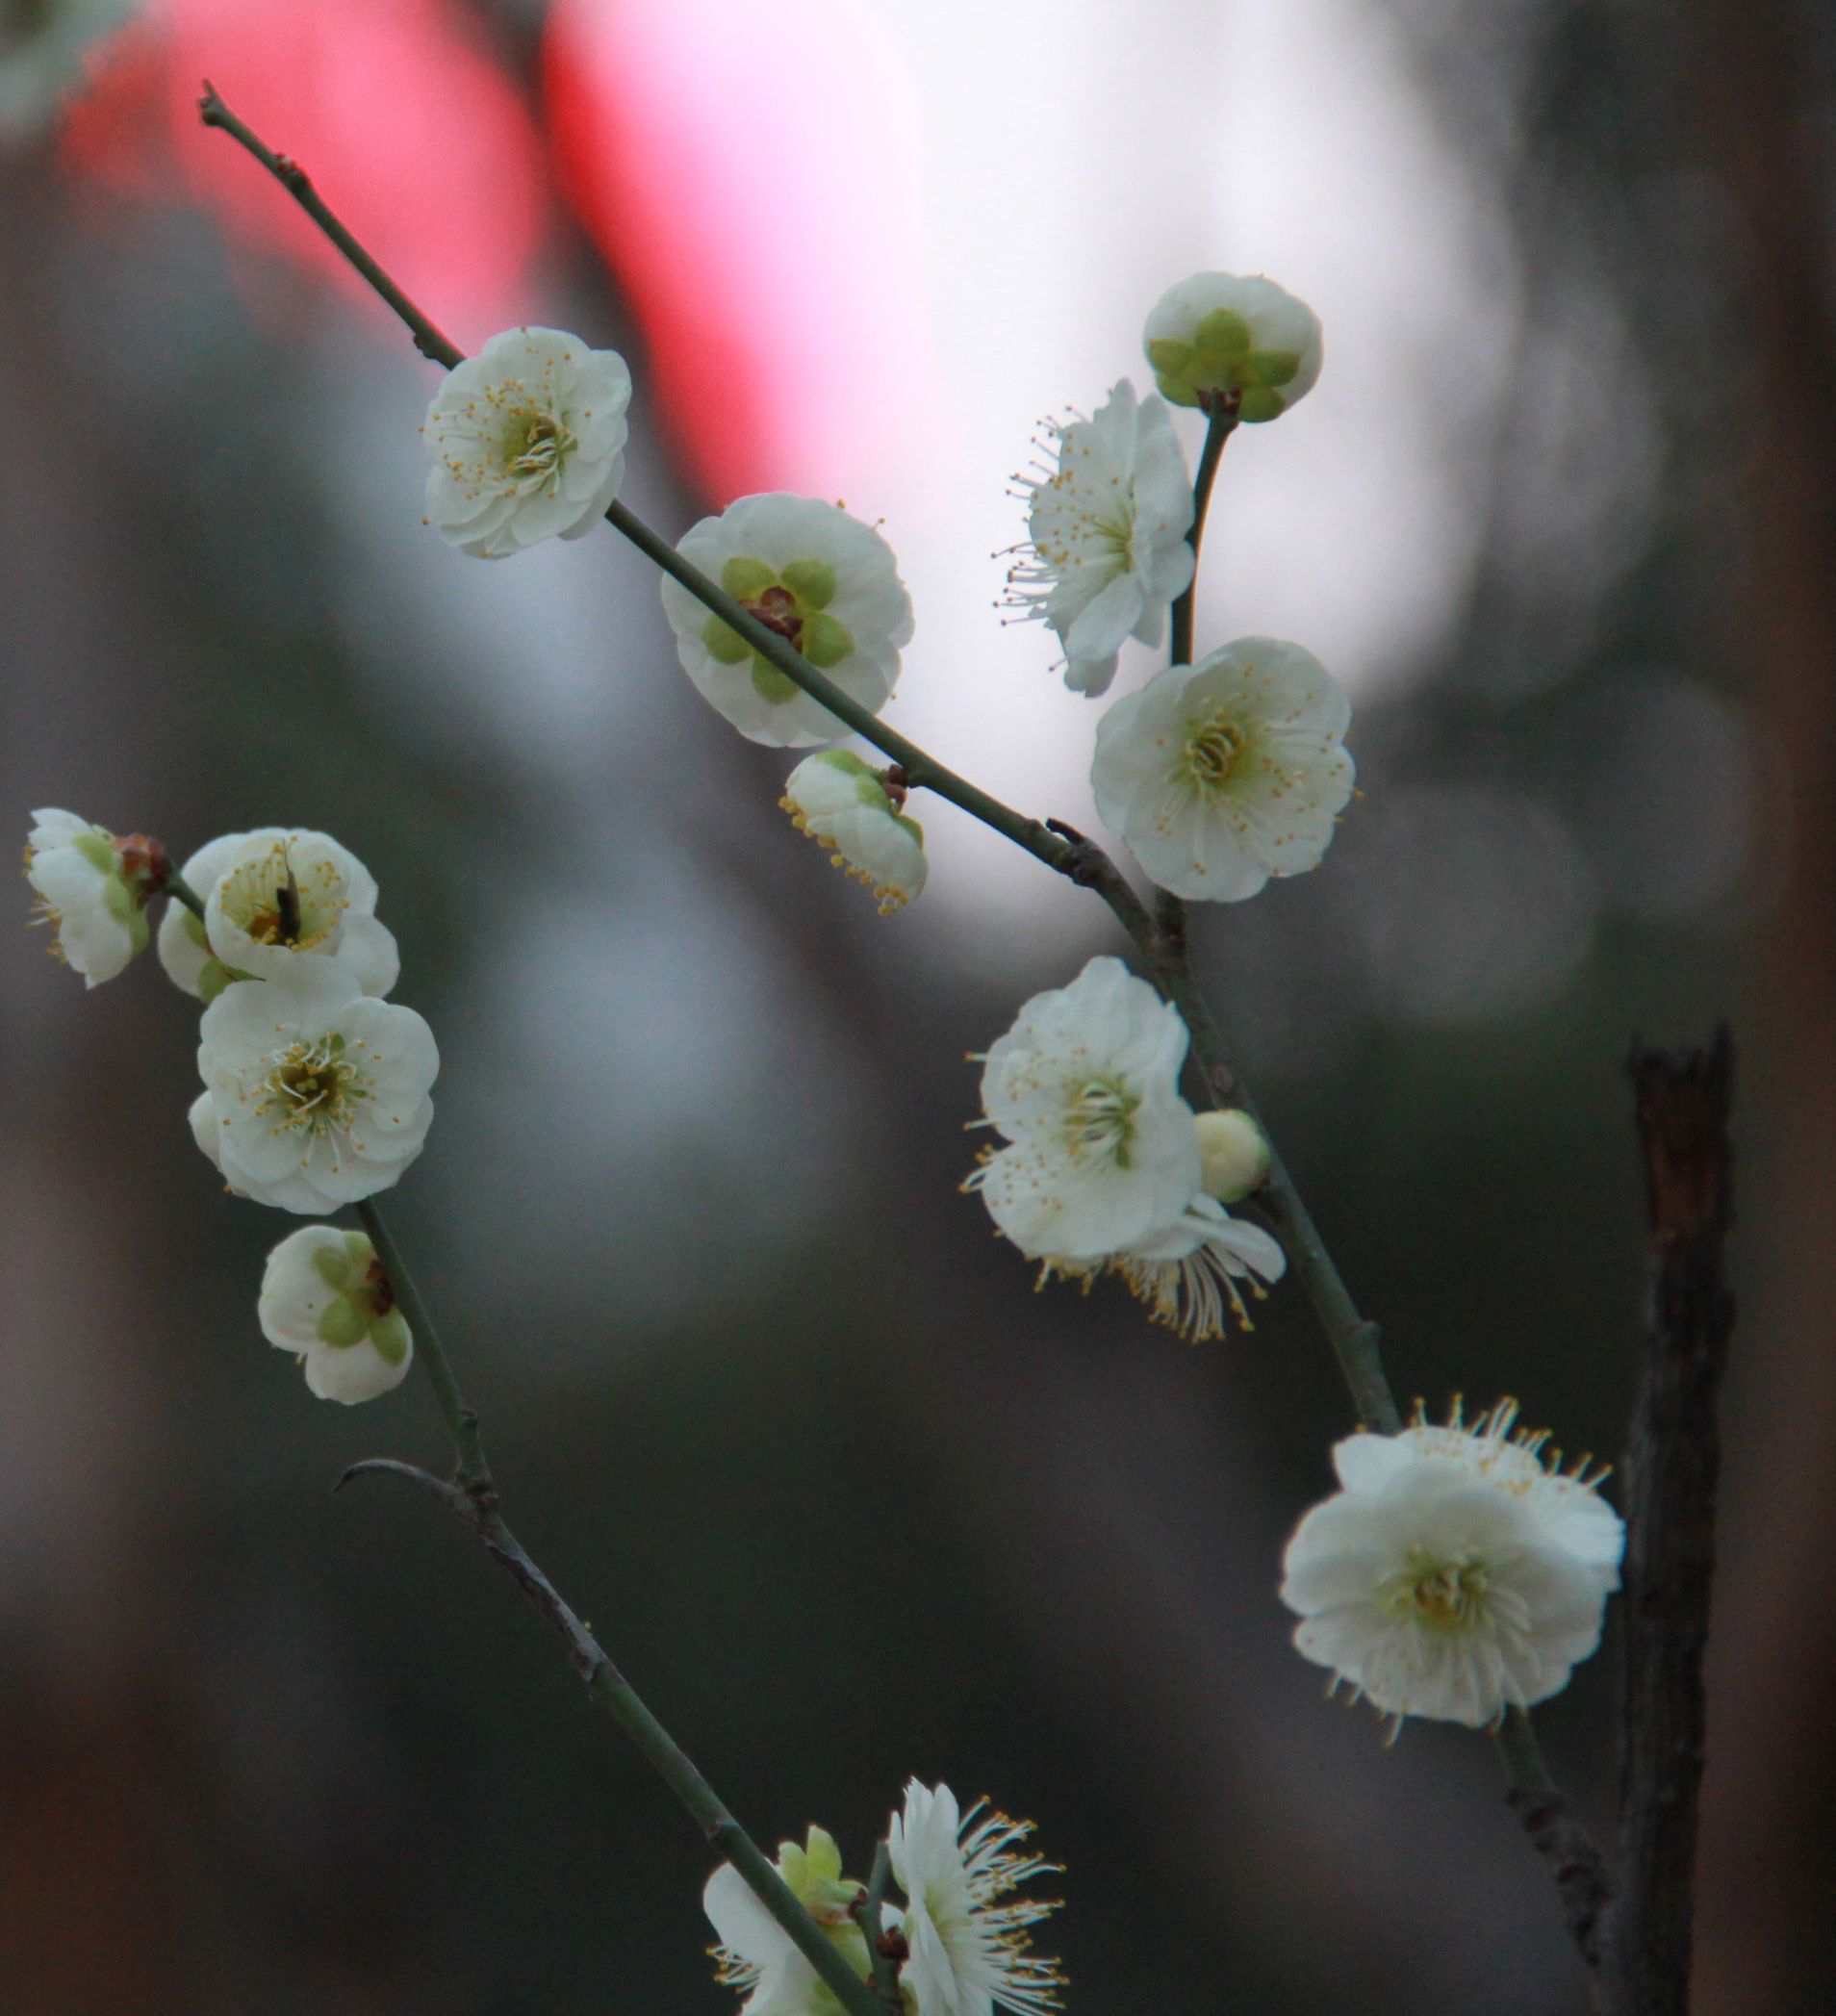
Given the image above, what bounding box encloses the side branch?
[1603,1028,1736,2013]
[339,1461,890,2016]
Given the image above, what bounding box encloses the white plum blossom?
[0,0,135,144]
[23,807,166,986]
[887,1781,1061,2016]
[781,751,927,912]
[1143,271,1323,422]
[1003,379,1194,697]
[258,1224,413,1404]
[704,1825,877,2016]
[159,828,397,1002]
[1091,636,1355,902]
[662,494,914,748]
[202,829,397,997]
[423,326,633,558]
[194,960,438,1214]
[1281,1399,1625,1731]
[965,956,1200,1263]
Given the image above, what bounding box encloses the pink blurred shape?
[543,0,934,504]
[64,0,545,345]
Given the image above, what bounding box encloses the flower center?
[739,585,804,647]
[1062,1077,1138,1166]
[1386,1546,1491,1635]
[262,1034,368,1137]
[1183,711,1248,793]
[504,409,574,482]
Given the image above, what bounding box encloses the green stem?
[855,1840,904,2010]
[167,873,206,920]
[1168,402,1237,668]
[356,1197,486,1481]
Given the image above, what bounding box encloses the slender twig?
[1168,398,1238,669]
[344,1208,885,2016]
[1599,1029,1736,2015]
[200,86,1601,1958]
[198,84,463,370]
[1495,1707,1615,1985]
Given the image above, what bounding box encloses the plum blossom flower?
[23,807,166,986]
[423,326,632,558]
[1280,1399,1625,1731]
[965,956,1200,1263]
[1003,379,1194,697]
[703,1825,877,2016]
[781,751,927,912]
[662,494,913,747]
[198,829,397,998]
[194,961,437,1213]
[258,1224,412,1404]
[1143,271,1323,421]
[887,1781,1061,2016]
[1091,636,1354,902]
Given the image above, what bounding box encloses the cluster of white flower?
[1281,1401,1624,1730]
[24,810,434,1405]
[964,957,1284,1339]
[704,1781,1060,2016]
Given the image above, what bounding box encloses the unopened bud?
[1196,1108,1271,1203]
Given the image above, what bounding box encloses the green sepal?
[72,829,116,874]
[102,873,135,922]
[721,555,778,600]
[751,659,800,705]
[126,906,150,957]
[779,558,837,610]
[316,1294,369,1349]
[343,1230,376,1271]
[181,908,209,949]
[313,1241,357,1291]
[801,612,853,669]
[1237,386,1286,423]
[368,1308,411,1366]
[1239,347,1299,387]
[703,614,752,664]
[195,958,238,1004]
[1194,306,1253,356]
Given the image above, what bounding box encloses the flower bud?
[1195,1108,1270,1202]
[22,808,166,986]
[1143,272,1323,421]
[258,1224,413,1403]
[781,750,928,912]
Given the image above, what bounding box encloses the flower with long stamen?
[258,1224,412,1404]
[23,807,166,986]
[1091,636,1354,901]
[422,325,633,558]
[1281,1399,1624,1730]
[1104,1191,1286,1340]
[781,750,927,912]
[1143,271,1323,421]
[887,1780,1062,2016]
[160,828,397,1002]
[662,493,914,748]
[1002,379,1194,697]
[965,956,1200,1263]
[703,1825,879,2016]
[194,960,437,1213]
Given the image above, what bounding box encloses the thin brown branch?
[1601,1027,1736,2013]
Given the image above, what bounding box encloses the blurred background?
[2,0,1831,2009]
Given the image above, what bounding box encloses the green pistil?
[505,409,574,480]
[702,555,854,705]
